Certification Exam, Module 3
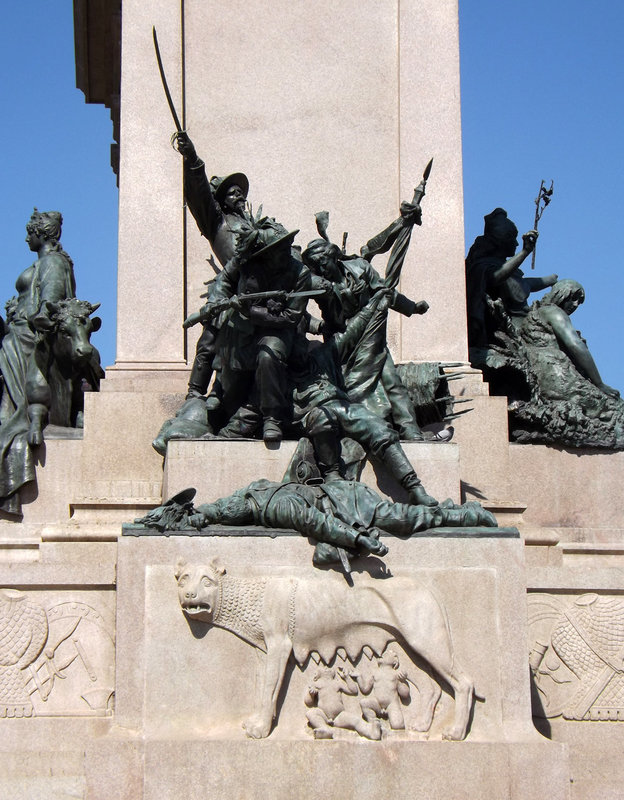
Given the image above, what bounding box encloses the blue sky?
[0,4,119,366]
[1,2,623,391]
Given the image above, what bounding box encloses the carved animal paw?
[243,716,272,739]
[442,725,465,741]
[410,718,432,733]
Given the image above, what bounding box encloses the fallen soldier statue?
[135,477,497,568]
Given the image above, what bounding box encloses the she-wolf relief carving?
[0,589,115,718]
[528,593,624,721]
[175,557,477,741]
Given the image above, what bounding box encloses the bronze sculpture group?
[137,129,505,568]
[4,153,621,535]
[154,133,452,496]
[0,210,103,516]
[466,208,624,448]
[140,120,624,568]
[160,132,436,450]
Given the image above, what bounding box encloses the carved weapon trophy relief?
[0,589,115,718]
[528,593,624,722]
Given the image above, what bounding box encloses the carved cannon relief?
[528,592,624,721]
[175,557,477,741]
[0,588,115,718]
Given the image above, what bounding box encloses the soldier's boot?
[387,387,423,441]
[204,373,223,412]
[388,393,424,441]
[311,431,343,482]
[442,501,498,528]
[382,359,424,440]
[397,422,425,441]
[382,443,438,507]
[186,355,213,400]
[263,417,283,444]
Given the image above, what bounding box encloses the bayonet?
[337,547,352,575]
[412,157,434,206]
[183,288,327,328]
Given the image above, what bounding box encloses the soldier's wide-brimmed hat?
[252,227,299,259]
[210,172,250,205]
[165,487,197,506]
[302,237,335,262]
[238,221,299,262]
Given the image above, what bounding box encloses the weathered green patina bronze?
[155,150,457,455]
[134,477,497,569]
[301,192,430,441]
[0,210,104,517]
[466,209,623,448]
[466,208,558,351]
[174,130,255,403]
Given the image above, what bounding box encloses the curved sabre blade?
[153,26,183,132]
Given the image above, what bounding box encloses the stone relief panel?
[0,588,115,718]
[175,557,476,741]
[528,592,624,721]
[302,646,432,740]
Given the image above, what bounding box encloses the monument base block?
[84,738,568,800]
[69,529,570,798]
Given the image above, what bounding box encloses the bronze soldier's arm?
[360,201,422,262]
[174,132,224,248]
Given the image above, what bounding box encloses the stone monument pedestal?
[77,529,570,799]
[3,1,623,795]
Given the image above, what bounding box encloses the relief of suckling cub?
[175,557,476,740]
